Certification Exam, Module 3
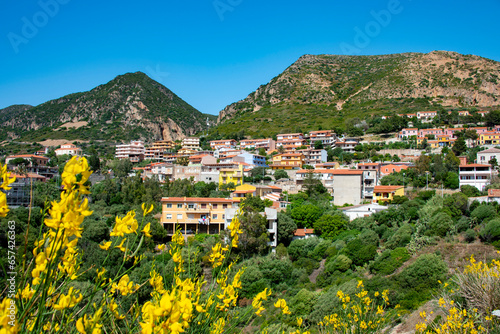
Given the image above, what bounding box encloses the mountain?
[0,104,33,123]
[1,72,216,143]
[215,51,500,137]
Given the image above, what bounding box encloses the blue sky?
[1,0,499,115]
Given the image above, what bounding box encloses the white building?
[459,163,492,191]
[182,137,200,150]
[224,207,278,248]
[339,203,388,221]
[55,144,82,157]
[115,141,145,163]
[477,148,500,164]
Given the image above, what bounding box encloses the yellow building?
[231,184,257,202]
[479,132,500,146]
[373,185,405,203]
[270,153,305,170]
[219,164,244,189]
[160,197,236,236]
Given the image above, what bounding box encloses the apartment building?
[479,132,500,146]
[225,207,278,248]
[115,141,145,163]
[357,163,381,199]
[219,164,244,188]
[160,197,237,236]
[270,153,305,170]
[210,139,237,150]
[398,128,418,139]
[182,137,200,150]
[276,139,308,149]
[419,128,444,137]
[333,138,359,153]
[295,148,327,166]
[240,138,276,151]
[416,111,438,122]
[309,130,337,146]
[276,133,304,141]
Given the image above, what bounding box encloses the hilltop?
[0,72,217,143]
[214,51,500,138]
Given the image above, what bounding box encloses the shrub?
[471,204,497,225]
[341,238,377,267]
[385,224,413,249]
[288,237,322,260]
[479,218,500,243]
[464,229,477,243]
[311,239,333,260]
[293,257,320,275]
[324,255,352,274]
[427,211,454,237]
[370,247,410,275]
[397,253,448,289]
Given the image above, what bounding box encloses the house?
[380,164,410,175]
[477,148,500,165]
[189,154,217,166]
[293,228,316,240]
[373,185,405,203]
[55,144,82,157]
[276,133,304,141]
[219,164,244,189]
[459,163,492,191]
[315,162,340,169]
[419,128,444,138]
[357,163,381,199]
[231,184,257,201]
[398,128,418,139]
[160,197,237,236]
[416,111,438,122]
[339,203,388,221]
[115,141,145,163]
[144,140,175,161]
[270,153,305,170]
[276,139,308,149]
[334,138,359,153]
[479,132,500,146]
[5,154,49,167]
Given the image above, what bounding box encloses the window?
[166,214,172,220]
[188,204,194,209]
[212,214,218,219]
[177,214,183,220]
[177,204,182,209]
[201,203,207,209]
[223,204,228,209]
[166,204,172,208]
[213,204,218,209]
[222,214,225,220]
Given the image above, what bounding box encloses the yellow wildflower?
[99,241,112,250]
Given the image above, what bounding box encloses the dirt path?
[309,259,326,283]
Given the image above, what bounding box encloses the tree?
[113,159,133,178]
[444,172,459,189]
[313,214,348,238]
[274,169,289,180]
[175,156,189,166]
[485,110,500,127]
[277,212,297,245]
[314,140,324,149]
[88,148,101,172]
[237,211,270,257]
[302,172,327,197]
[291,204,322,228]
[258,148,267,157]
[452,135,467,156]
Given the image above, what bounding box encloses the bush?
[370,247,410,275]
[324,254,352,274]
[479,218,500,243]
[397,253,448,289]
[461,184,483,197]
[427,211,454,237]
[288,237,322,261]
[293,257,320,275]
[470,204,497,225]
[341,238,377,267]
[464,229,476,243]
[385,224,412,249]
[311,239,333,260]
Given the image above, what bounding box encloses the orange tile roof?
[374,185,403,193]
[10,173,47,179]
[161,197,235,203]
[8,154,48,159]
[294,228,315,236]
[488,189,500,197]
[460,164,491,168]
[358,163,380,166]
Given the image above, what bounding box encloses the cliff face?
[1,72,216,142]
[218,51,500,123]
